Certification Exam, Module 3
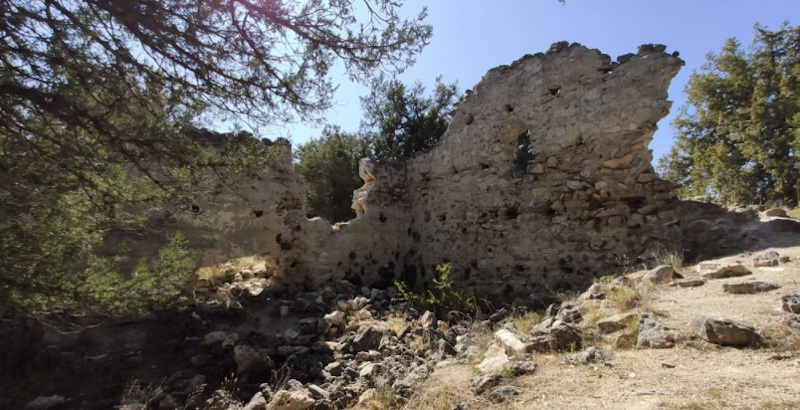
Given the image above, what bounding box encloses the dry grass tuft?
[385,314,411,336]
[402,372,474,410]
[512,311,543,336]
[607,282,641,310]
[787,207,800,219]
[761,323,800,351]
[608,315,640,350]
[354,384,399,410]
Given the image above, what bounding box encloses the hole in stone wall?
[253,210,264,217]
[513,130,534,177]
[479,162,489,169]
[275,234,282,244]
[505,204,520,220]
[379,212,387,223]
[191,204,200,213]
[465,113,474,125]
[548,86,561,96]
[437,214,447,222]
[504,104,514,112]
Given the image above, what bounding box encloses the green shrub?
[394,263,476,312]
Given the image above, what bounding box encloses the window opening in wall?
[513,130,534,177]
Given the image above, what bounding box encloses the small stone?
[661,362,676,368]
[284,328,300,343]
[222,333,240,350]
[494,329,528,355]
[307,385,330,401]
[637,314,679,349]
[351,326,384,352]
[781,290,800,314]
[565,346,611,365]
[234,345,268,375]
[354,308,372,321]
[324,361,343,376]
[279,305,290,317]
[753,251,781,267]
[420,310,437,328]
[488,385,520,403]
[25,395,66,410]
[359,362,383,378]
[643,265,675,285]
[671,278,706,288]
[324,310,346,327]
[723,281,781,295]
[471,373,503,395]
[509,360,537,375]
[597,313,638,334]
[266,389,314,410]
[566,180,583,190]
[203,331,227,346]
[703,264,752,279]
[477,343,510,374]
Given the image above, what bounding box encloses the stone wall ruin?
[174,42,758,299]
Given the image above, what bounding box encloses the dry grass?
[606,282,641,310]
[353,384,399,410]
[196,265,226,280]
[761,323,800,351]
[196,255,268,280]
[385,314,411,336]
[402,367,474,410]
[787,207,800,219]
[608,315,640,349]
[512,311,543,336]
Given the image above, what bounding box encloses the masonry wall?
[161,42,757,297]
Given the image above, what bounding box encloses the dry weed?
[512,311,543,336]
[402,378,472,410]
[607,283,641,310]
[761,323,800,351]
[354,384,398,410]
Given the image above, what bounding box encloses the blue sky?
[271,0,798,164]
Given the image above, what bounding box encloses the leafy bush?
[394,263,476,312]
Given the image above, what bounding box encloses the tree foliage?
[295,76,459,222]
[295,127,369,223]
[361,76,459,161]
[0,0,432,317]
[659,23,800,206]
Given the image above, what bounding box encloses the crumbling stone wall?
[399,42,686,297]
[165,42,757,297]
